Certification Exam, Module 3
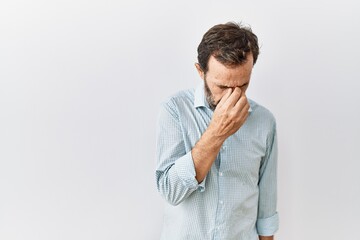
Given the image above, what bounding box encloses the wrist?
[203,127,226,148]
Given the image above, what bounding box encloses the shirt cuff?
[174,151,206,192]
[256,212,279,236]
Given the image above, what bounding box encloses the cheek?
[214,90,227,103]
[242,85,249,93]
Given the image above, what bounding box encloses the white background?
[1,0,359,239]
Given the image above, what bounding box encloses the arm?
[256,121,279,236]
[156,88,249,205]
[192,87,250,182]
[155,100,199,206]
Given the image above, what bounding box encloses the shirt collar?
[193,81,253,112]
[194,81,209,109]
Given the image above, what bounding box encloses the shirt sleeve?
[256,121,279,236]
[155,101,206,206]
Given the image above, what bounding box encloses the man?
[155,22,279,240]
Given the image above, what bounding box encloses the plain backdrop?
[1,0,359,239]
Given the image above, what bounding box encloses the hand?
[207,87,250,141]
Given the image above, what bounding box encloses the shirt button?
[219,200,223,204]
[219,172,223,176]
[221,146,227,151]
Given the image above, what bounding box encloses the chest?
[180,108,268,182]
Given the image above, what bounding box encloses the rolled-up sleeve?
[155,101,205,206]
[256,121,279,236]
[174,151,206,192]
[256,213,279,236]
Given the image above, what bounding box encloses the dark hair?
[197,22,259,73]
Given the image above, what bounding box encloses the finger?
[239,110,249,124]
[224,87,242,107]
[239,101,250,115]
[234,94,248,110]
[235,102,250,121]
[217,88,233,107]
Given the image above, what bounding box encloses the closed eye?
[217,83,248,89]
[219,85,229,90]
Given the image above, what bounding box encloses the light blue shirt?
[155,82,279,240]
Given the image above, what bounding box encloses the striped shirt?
[155,82,279,240]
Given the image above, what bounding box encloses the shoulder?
[160,89,195,119]
[159,88,195,118]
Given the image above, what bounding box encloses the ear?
[194,63,205,80]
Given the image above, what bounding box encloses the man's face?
[196,54,254,110]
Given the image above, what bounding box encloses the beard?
[204,77,217,111]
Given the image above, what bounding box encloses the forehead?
[207,55,253,86]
